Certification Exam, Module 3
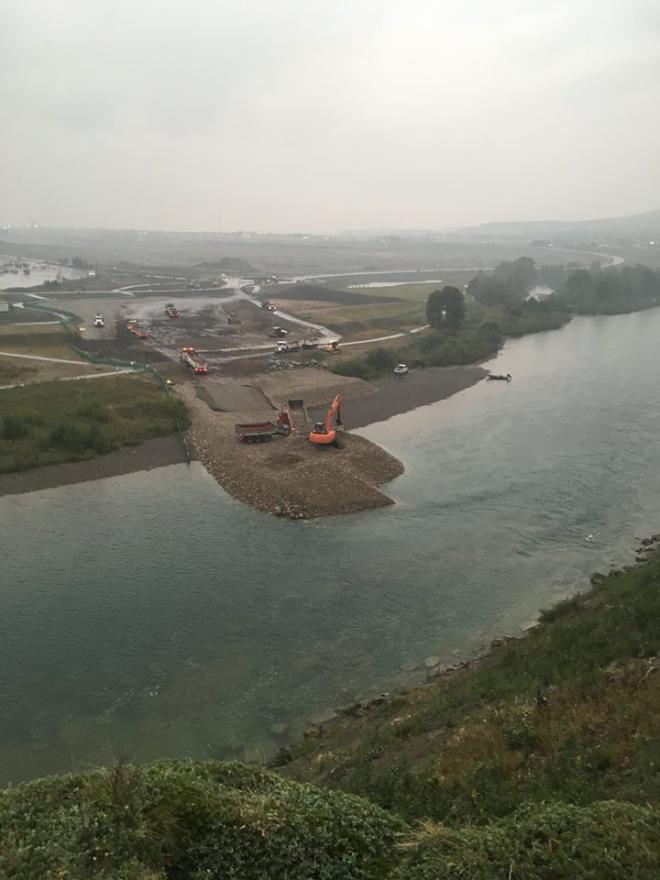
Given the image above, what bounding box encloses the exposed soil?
[177,382,403,519]
[312,365,488,429]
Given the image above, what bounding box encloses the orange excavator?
[309,393,343,448]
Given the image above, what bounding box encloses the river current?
[2,308,660,784]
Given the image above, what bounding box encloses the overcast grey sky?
[1,0,659,232]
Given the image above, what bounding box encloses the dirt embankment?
[177,376,403,519]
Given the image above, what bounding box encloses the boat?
[488,373,512,382]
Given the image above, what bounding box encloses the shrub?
[394,801,660,879]
[1,414,30,441]
[0,760,405,880]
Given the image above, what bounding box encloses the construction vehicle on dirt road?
[321,340,340,354]
[275,340,301,354]
[269,326,288,338]
[126,319,148,338]
[309,393,343,448]
[261,300,277,312]
[165,303,180,318]
[180,347,209,375]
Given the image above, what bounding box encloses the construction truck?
[165,303,180,318]
[321,340,340,353]
[268,326,288,338]
[180,347,208,375]
[275,340,301,354]
[261,300,277,312]
[126,320,148,338]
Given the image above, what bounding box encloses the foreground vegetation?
[2,542,659,877]
[284,541,660,824]
[0,375,188,473]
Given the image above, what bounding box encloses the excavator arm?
[309,393,343,447]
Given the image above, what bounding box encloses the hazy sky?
[1,0,659,232]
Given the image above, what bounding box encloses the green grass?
[334,303,568,380]
[282,546,660,825]
[0,375,188,473]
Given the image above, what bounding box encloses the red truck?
[180,347,208,375]
[126,320,149,338]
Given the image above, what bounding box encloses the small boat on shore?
[488,373,512,382]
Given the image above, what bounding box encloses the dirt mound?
[178,384,403,519]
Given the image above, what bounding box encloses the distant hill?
[455,208,660,242]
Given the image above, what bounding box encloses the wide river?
[2,308,660,784]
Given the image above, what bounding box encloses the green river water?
[2,308,660,784]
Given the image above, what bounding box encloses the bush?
[2,414,30,441]
[394,801,660,879]
[0,760,405,880]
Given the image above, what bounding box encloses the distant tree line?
[466,257,660,315]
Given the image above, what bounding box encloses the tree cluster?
[467,257,537,306]
[426,285,466,329]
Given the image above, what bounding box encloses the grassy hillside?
[281,539,660,825]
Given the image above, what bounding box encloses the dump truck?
[180,347,208,375]
[275,340,301,354]
[235,410,292,443]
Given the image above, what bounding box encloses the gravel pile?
[178,384,403,519]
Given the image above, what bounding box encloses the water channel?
[2,307,660,784]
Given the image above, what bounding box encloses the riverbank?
[279,535,660,824]
[322,364,487,429]
[0,363,485,504]
[0,434,187,496]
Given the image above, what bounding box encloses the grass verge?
[0,375,189,473]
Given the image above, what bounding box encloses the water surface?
[2,308,660,783]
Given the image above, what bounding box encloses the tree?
[427,286,465,330]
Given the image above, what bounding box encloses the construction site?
[1,271,422,516]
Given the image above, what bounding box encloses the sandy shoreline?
[0,365,486,501]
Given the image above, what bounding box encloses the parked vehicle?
[393,363,409,377]
[93,313,105,328]
[268,326,288,338]
[180,346,208,375]
[165,303,180,318]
